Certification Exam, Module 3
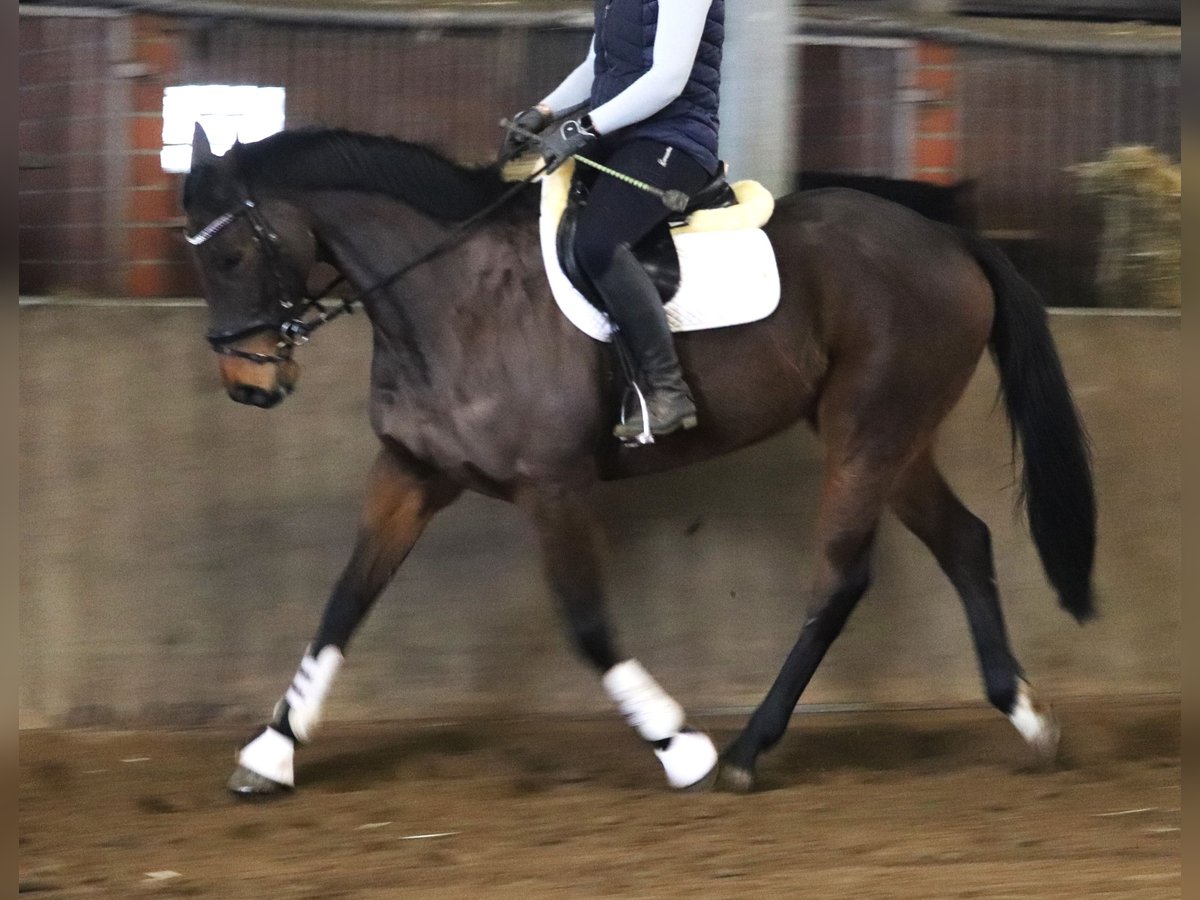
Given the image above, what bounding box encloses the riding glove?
[499,105,552,162]
[539,117,599,174]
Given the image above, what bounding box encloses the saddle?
[553,163,775,313]
[526,157,780,343]
[556,171,736,310]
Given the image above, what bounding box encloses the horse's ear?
[192,123,215,166]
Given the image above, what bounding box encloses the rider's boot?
[615,368,699,440]
[592,247,699,440]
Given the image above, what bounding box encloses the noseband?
[187,197,354,365]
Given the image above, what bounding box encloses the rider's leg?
[573,140,710,438]
[591,246,698,437]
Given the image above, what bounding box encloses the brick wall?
[19,12,1177,306]
[796,38,963,185]
[19,10,589,299]
[18,11,198,298]
[18,13,131,296]
[797,40,911,177]
[23,14,955,299]
[125,15,195,297]
[912,42,960,184]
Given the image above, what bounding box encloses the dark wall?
[959,46,1180,306]
[795,34,1179,305]
[18,14,130,296]
[18,10,1180,307]
[18,11,592,298]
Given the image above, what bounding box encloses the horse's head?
[183,124,318,408]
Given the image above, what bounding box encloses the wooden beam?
[954,0,1177,23]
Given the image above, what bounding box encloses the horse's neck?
[301,190,548,382]
[304,191,461,324]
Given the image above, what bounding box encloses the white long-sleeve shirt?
[539,0,715,136]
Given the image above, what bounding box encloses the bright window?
[161,85,286,173]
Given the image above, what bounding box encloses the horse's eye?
[217,252,244,272]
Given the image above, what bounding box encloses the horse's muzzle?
[227,383,288,408]
[215,331,300,406]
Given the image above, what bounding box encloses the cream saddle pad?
[536,159,781,343]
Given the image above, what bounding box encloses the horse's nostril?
[228,384,283,408]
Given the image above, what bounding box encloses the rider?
[502,0,725,440]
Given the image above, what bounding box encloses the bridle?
[186,173,538,366]
[187,196,354,366]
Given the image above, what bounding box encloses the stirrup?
[617,382,655,447]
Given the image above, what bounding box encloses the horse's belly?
[371,394,559,498]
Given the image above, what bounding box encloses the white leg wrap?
[237,727,295,787]
[282,645,344,744]
[1009,679,1060,758]
[655,730,719,789]
[602,661,717,789]
[603,659,685,742]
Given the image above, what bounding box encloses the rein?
[189,171,540,365]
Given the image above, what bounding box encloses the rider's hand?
[499,105,552,162]
[539,117,599,174]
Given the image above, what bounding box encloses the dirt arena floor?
[20,699,1179,899]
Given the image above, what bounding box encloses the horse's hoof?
[679,759,721,793]
[1026,712,1061,764]
[1009,679,1061,764]
[227,764,292,799]
[656,729,720,790]
[715,762,756,794]
[1028,719,1061,766]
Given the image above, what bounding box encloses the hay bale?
[1071,145,1181,309]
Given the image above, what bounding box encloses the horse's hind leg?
[229,447,461,796]
[518,473,719,790]
[888,450,1060,759]
[719,448,896,792]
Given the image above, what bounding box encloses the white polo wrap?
[283,645,344,744]
[655,729,719,789]
[237,726,295,787]
[602,659,685,743]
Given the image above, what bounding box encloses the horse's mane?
[229,128,531,222]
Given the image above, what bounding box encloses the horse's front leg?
[229,447,461,796]
[519,474,718,790]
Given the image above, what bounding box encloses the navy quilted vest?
[591,0,724,174]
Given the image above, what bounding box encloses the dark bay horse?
[182,125,1095,795]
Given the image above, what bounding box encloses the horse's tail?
[960,230,1096,623]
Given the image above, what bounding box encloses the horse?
[181,123,1095,796]
[794,170,977,230]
